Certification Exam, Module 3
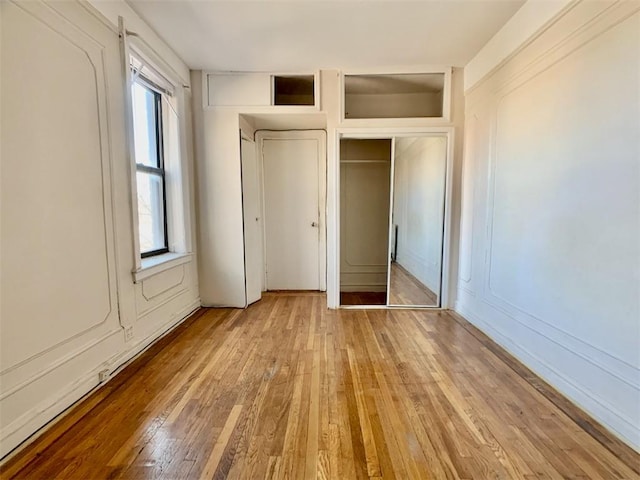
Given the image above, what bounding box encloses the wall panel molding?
[0,0,202,459]
[456,296,640,449]
[458,0,640,450]
[465,1,639,108]
[480,8,640,369]
[0,0,120,375]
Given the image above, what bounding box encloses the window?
[128,50,191,278]
[131,73,168,257]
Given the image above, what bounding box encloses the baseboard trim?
[448,307,640,469]
[0,302,203,464]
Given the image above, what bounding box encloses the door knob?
[311,222,318,227]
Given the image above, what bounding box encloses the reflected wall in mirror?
[388,136,447,307]
[339,139,392,305]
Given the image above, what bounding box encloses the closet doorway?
[338,131,451,308]
[339,139,392,305]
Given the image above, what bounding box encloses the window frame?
[125,41,194,282]
[131,72,170,258]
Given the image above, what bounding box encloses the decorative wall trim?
[466,1,639,107]
[0,329,122,402]
[1,363,105,460]
[114,300,200,370]
[479,6,640,372]
[458,114,477,284]
[456,298,640,450]
[477,291,637,389]
[458,0,640,451]
[449,306,640,466]
[136,287,192,319]
[0,300,201,460]
[0,0,201,461]
[141,266,186,301]
[0,0,119,376]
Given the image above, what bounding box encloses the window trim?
[124,39,194,280]
[132,75,170,258]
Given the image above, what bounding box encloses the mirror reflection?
[388,136,447,306]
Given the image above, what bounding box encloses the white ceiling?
[126,0,525,72]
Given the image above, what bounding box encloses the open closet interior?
[340,135,448,308]
[340,139,392,305]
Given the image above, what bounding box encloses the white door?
[241,136,263,305]
[261,134,324,290]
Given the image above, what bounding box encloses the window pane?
[131,81,159,167]
[137,171,166,253]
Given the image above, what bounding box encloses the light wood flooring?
[388,263,438,306]
[1,292,638,479]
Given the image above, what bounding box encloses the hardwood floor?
[2,292,638,479]
[388,262,438,306]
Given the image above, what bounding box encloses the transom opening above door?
[342,70,450,121]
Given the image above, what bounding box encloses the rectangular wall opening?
[273,75,315,106]
[344,73,445,119]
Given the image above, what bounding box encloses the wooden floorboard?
[388,262,438,306]
[1,292,638,479]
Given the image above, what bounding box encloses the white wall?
[393,137,447,294]
[192,68,464,309]
[193,72,329,307]
[340,140,391,292]
[0,0,199,458]
[458,0,640,449]
[191,72,248,307]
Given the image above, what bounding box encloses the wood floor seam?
[1,294,638,480]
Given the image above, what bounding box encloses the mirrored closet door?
[340,135,447,308]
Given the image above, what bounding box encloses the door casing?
[241,133,263,305]
[332,127,455,309]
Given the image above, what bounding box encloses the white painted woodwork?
[458,1,640,449]
[339,140,391,292]
[208,73,271,107]
[1,1,118,369]
[260,133,325,290]
[241,137,263,305]
[392,136,447,300]
[0,0,200,458]
[248,113,326,131]
[464,0,572,91]
[192,65,465,309]
[341,68,452,123]
[191,101,248,307]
